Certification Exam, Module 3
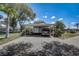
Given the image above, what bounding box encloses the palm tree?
[0,4,18,38]
[0,3,36,38]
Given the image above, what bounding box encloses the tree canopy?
[53,21,65,37]
[0,3,36,38]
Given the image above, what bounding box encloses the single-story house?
[25,21,54,36]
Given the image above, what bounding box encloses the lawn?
[0,28,26,45]
[0,32,21,45]
[61,32,79,39]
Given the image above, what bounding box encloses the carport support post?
[50,26,51,37]
[53,27,54,37]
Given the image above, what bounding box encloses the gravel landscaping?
[28,41,79,56]
[0,41,79,56]
[0,42,32,56]
[0,36,79,56]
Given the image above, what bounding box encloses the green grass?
[0,28,26,45]
[0,32,21,45]
[61,32,79,39]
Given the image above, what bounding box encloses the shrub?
[53,21,65,37]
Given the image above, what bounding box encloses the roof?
[34,20,45,24]
[26,23,54,27]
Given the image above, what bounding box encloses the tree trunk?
[6,17,10,38]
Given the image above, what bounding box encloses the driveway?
[0,36,79,50]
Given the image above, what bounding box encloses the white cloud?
[43,16,47,19]
[30,18,39,24]
[51,16,55,19]
[71,22,76,25]
[51,22,55,24]
[34,18,39,21]
[58,18,63,21]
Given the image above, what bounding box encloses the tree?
[74,23,79,30]
[0,4,18,38]
[12,4,36,31]
[0,3,36,38]
[53,21,65,37]
[10,17,17,32]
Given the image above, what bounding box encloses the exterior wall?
[32,27,42,33]
[25,24,53,35]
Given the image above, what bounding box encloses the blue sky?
[0,3,79,28]
[28,3,79,26]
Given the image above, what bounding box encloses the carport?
[25,23,54,36]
